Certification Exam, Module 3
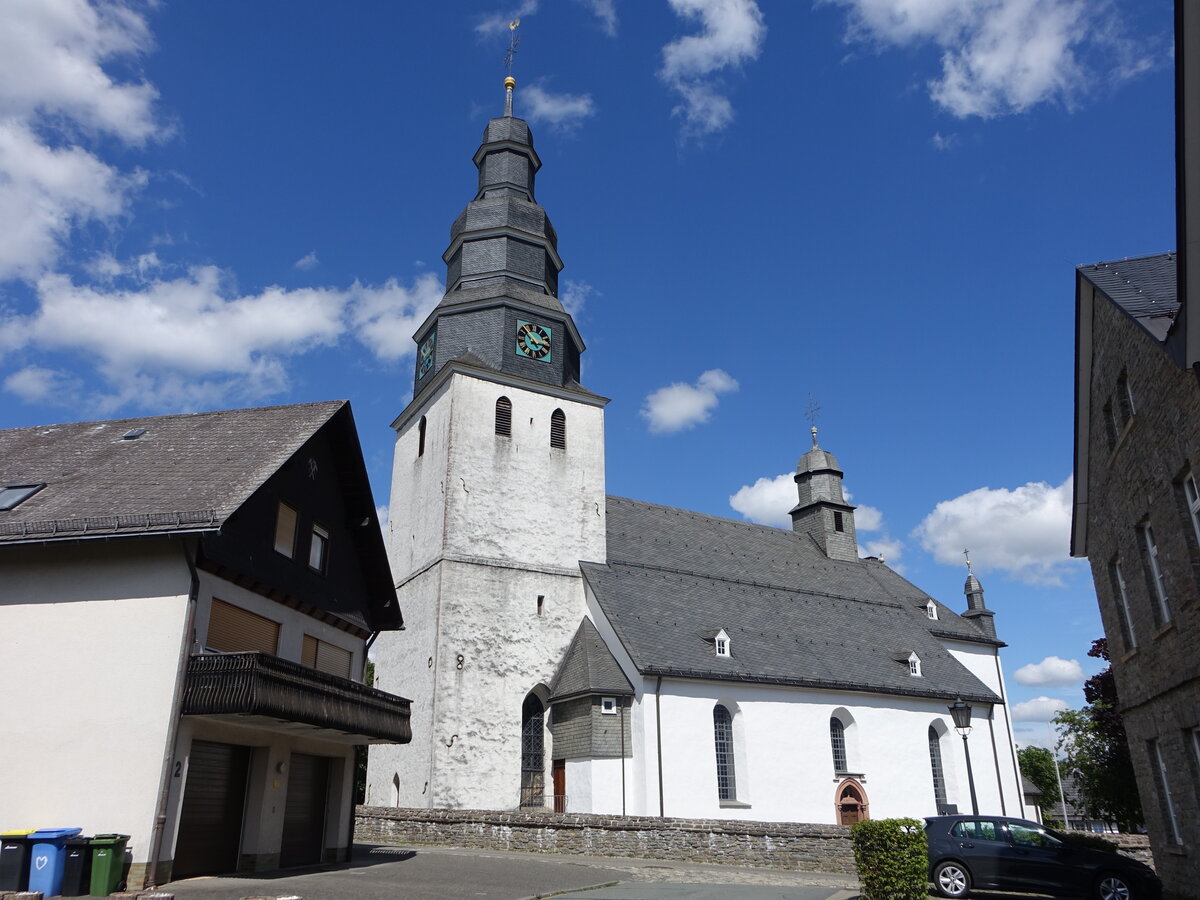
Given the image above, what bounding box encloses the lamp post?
[949,697,979,815]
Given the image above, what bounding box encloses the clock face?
[418,331,436,378]
[515,320,552,362]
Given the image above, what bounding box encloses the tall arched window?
[830,718,848,773]
[929,725,948,812]
[713,704,736,801]
[417,416,427,457]
[520,693,545,807]
[495,397,512,437]
[550,409,566,449]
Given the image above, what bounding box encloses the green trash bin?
[88,833,129,896]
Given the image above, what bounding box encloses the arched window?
[830,718,848,773]
[713,704,736,801]
[520,693,545,807]
[495,397,512,437]
[550,409,566,449]
[929,725,948,811]
[417,416,427,457]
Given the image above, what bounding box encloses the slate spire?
[789,427,859,561]
[408,76,588,399]
[961,551,997,639]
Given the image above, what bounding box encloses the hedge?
[851,817,929,900]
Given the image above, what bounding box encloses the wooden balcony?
[182,651,411,744]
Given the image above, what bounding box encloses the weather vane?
[805,393,822,447]
[964,549,973,574]
[504,19,521,77]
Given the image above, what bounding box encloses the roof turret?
[961,551,997,639]
[790,427,859,561]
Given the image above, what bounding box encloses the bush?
[1061,832,1119,854]
[851,818,929,900]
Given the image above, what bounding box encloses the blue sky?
[0,0,1177,747]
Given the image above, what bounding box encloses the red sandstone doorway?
[835,778,868,825]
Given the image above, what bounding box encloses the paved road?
[160,843,862,900]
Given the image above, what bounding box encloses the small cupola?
[789,427,859,561]
[960,551,997,639]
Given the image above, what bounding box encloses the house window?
[302,634,353,679]
[206,598,280,655]
[550,409,566,449]
[274,502,298,558]
[830,718,848,773]
[309,523,330,574]
[929,726,948,811]
[0,482,45,511]
[601,697,617,715]
[1140,521,1171,626]
[834,510,844,532]
[713,704,737,801]
[1109,559,1137,650]
[496,397,512,437]
[926,600,938,620]
[714,629,731,657]
[418,416,427,457]
[909,654,922,677]
[1147,739,1182,844]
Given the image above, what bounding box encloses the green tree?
[1017,745,1061,820]
[1053,639,1143,831]
[353,659,375,805]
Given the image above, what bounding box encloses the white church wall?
[568,757,626,815]
[648,678,1012,824]
[0,540,191,871]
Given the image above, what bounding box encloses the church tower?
[366,76,608,810]
[790,427,859,560]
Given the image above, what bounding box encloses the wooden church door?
[552,759,566,812]
[836,779,868,825]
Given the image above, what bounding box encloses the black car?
[924,815,1160,900]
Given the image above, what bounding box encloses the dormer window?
[926,600,938,620]
[714,628,731,658]
[0,482,45,511]
[908,653,922,677]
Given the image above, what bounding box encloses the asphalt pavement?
[158,843,863,900]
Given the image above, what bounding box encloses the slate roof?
[581,497,1001,703]
[549,618,635,702]
[1078,253,1178,341]
[0,400,345,544]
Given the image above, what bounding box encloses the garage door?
[279,753,330,868]
[173,740,250,879]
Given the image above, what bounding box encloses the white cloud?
[1011,696,1070,723]
[660,0,766,136]
[521,84,596,131]
[561,279,594,317]
[729,472,794,528]
[1013,656,1084,687]
[0,0,164,283]
[294,251,319,271]
[913,476,1080,585]
[855,504,883,531]
[348,272,444,362]
[476,1,538,37]
[575,0,618,36]
[641,368,738,433]
[861,535,904,568]
[821,0,1155,118]
[931,131,959,150]
[376,504,389,529]
[3,365,82,405]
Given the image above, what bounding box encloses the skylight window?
[121,428,146,440]
[0,483,45,511]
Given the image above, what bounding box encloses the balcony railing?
[182,651,411,744]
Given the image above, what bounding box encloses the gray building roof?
[582,497,1001,703]
[0,400,345,544]
[550,618,635,702]
[1078,253,1178,340]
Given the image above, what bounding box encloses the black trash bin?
[0,831,33,891]
[60,835,93,896]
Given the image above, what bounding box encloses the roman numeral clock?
[515,320,552,361]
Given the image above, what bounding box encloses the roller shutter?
[279,754,330,868]
[205,598,279,655]
[173,740,250,878]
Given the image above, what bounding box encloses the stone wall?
[355,806,857,872]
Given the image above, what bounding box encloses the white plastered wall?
[0,539,191,866]
[368,372,607,810]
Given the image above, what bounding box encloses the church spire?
[789,428,859,561]
[961,550,997,638]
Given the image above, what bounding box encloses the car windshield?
[1008,822,1063,849]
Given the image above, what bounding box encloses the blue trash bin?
[27,827,82,898]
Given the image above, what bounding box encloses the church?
[366,77,1026,825]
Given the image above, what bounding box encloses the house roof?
[1077,252,1178,340]
[549,618,635,702]
[582,497,1001,703]
[0,401,346,544]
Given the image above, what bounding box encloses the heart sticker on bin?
[34,855,48,870]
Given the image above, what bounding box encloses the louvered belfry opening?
[550,409,566,449]
[496,397,512,437]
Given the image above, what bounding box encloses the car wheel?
[1095,873,1133,900]
[933,861,972,898]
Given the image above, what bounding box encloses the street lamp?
[948,697,979,815]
